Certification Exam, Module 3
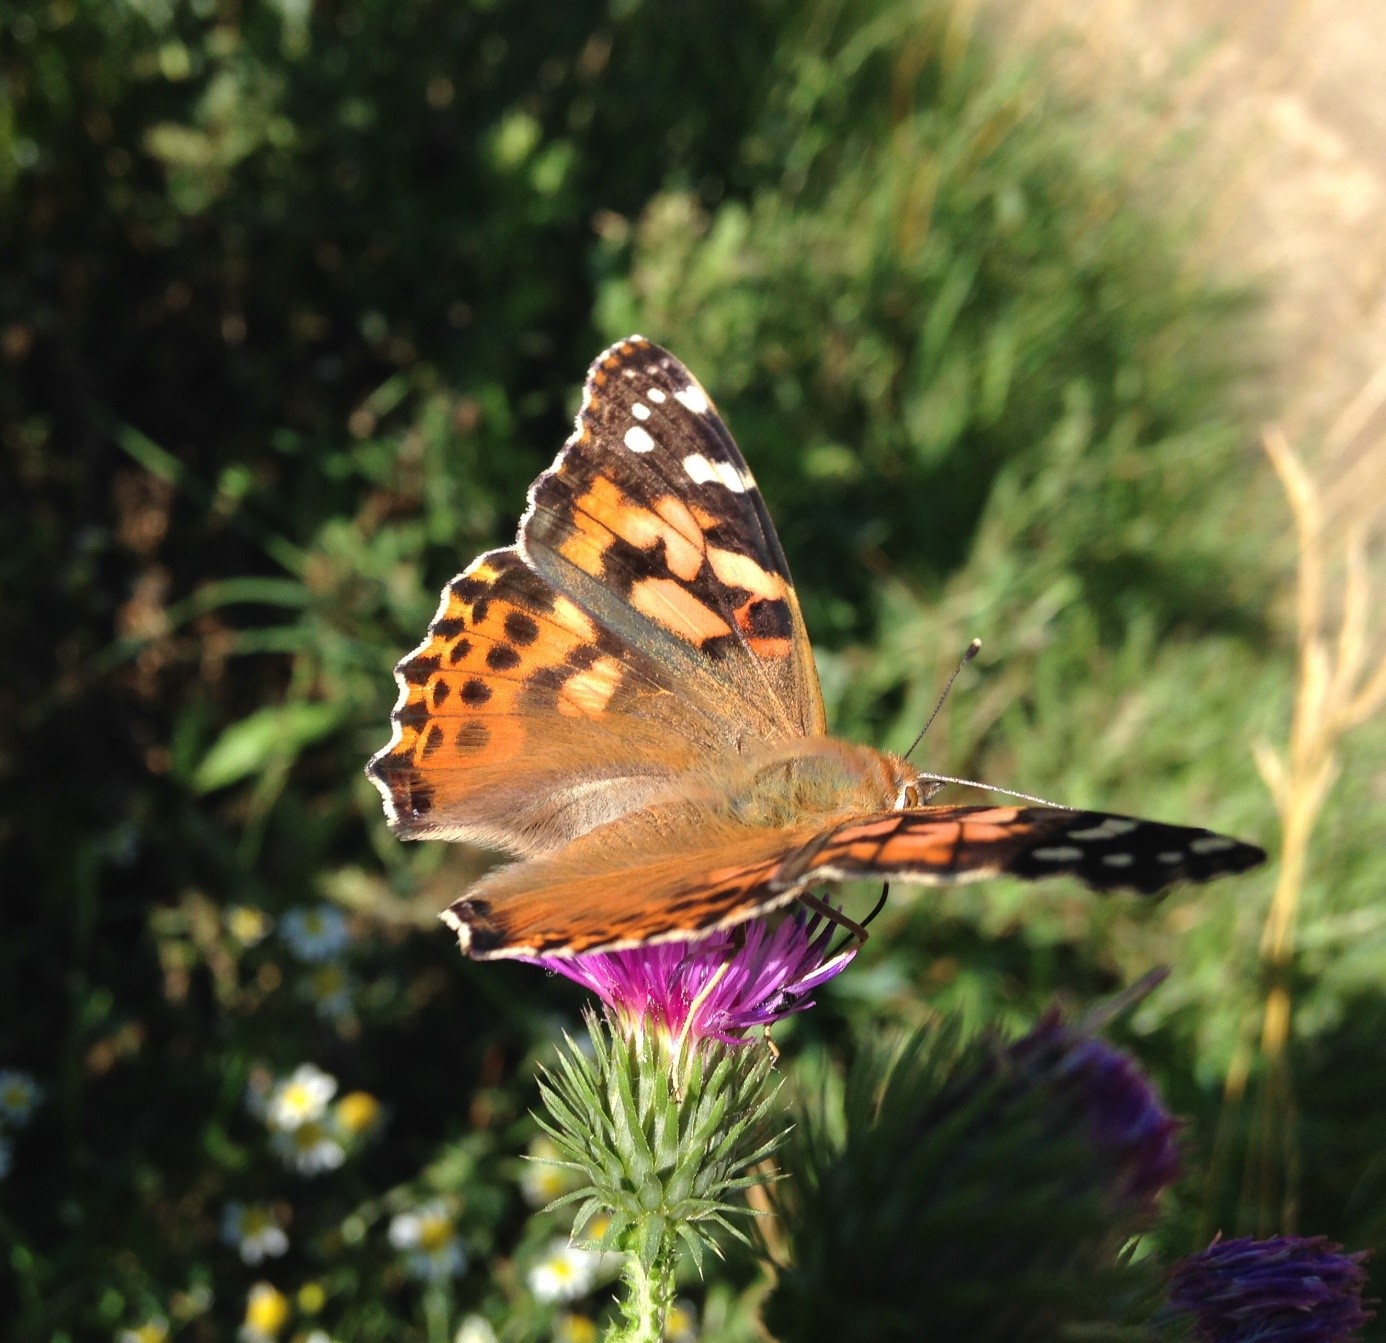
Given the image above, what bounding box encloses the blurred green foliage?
[3,0,1383,1339]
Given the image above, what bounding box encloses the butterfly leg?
[797,890,871,949]
[827,881,892,959]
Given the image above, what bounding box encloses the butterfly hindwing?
[444,814,827,958]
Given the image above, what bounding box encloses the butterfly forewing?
[521,337,824,741]
[368,337,824,855]
[788,806,1267,895]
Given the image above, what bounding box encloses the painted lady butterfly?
[368,336,1265,959]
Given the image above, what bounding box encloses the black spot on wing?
[504,610,540,645]
[460,678,491,705]
[744,597,793,639]
[401,654,440,686]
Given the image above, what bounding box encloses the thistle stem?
[608,1234,676,1342]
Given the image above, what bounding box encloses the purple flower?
[528,910,856,1045]
[1168,1235,1374,1343]
[1008,1012,1182,1208]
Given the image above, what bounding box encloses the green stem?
[422,1279,451,1343]
[607,1233,677,1343]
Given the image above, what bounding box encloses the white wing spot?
[631,402,651,421]
[1158,851,1185,864]
[646,387,667,404]
[674,384,710,415]
[1190,835,1237,854]
[1068,818,1139,841]
[683,453,751,493]
[624,425,656,453]
[1100,852,1135,868]
[1031,845,1084,862]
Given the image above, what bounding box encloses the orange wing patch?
[367,548,701,844]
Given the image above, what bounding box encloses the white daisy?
[280,905,351,962]
[221,1202,290,1264]
[266,1064,337,1131]
[270,1118,345,1175]
[388,1200,468,1281]
[453,1314,498,1343]
[528,1239,601,1304]
[520,1134,582,1207]
[0,1070,42,1126]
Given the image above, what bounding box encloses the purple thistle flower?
[1168,1235,1374,1343]
[527,909,855,1045]
[1008,1012,1182,1208]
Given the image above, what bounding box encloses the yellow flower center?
[334,1090,380,1135]
[557,1316,598,1343]
[280,1085,317,1122]
[418,1213,455,1253]
[292,1120,327,1151]
[227,907,269,942]
[311,964,346,995]
[244,1283,290,1335]
[243,1206,274,1236]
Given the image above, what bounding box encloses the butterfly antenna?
[916,772,1066,808]
[904,639,982,763]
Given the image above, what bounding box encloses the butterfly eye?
[896,781,921,810]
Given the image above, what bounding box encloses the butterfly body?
[368,336,1265,959]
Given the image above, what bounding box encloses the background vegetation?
[3,0,1382,1339]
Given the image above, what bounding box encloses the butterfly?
[367,336,1265,959]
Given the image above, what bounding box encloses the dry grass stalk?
[1216,420,1386,1232]
[1254,428,1386,1024]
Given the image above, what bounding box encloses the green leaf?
[191,701,345,792]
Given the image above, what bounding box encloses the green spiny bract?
[535,1009,785,1274]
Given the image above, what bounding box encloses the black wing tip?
[1009,816,1267,898]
